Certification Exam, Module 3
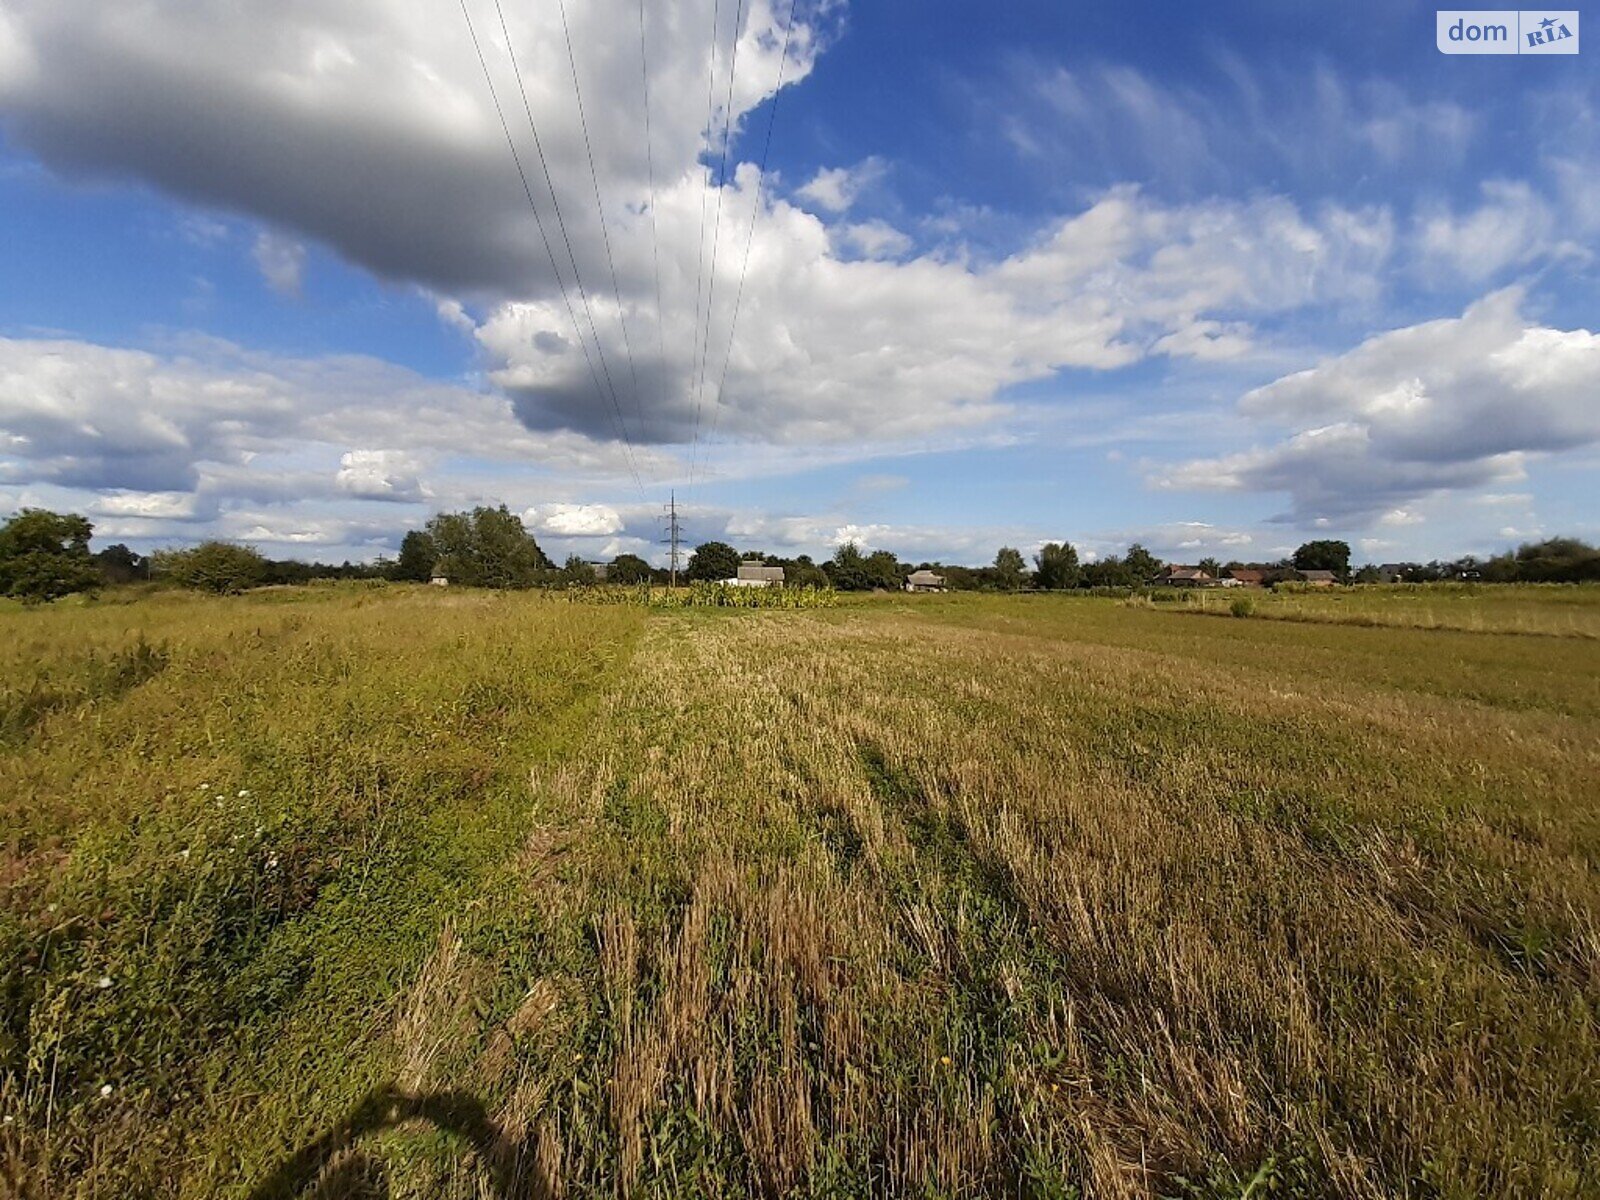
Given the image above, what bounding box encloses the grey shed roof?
[737,563,785,582]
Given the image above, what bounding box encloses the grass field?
[1161,583,1600,639]
[2,585,1598,1198]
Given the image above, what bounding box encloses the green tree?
[784,554,830,589]
[1033,542,1080,590]
[994,546,1026,591]
[562,555,597,585]
[472,506,550,588]
[826,542,869,591]
[1124,543,1162,583]
[0,509,101,603]
[608,553,653,585]
[1198,556,1221,580]
[425,506,549,588]
[863,549,905,591]
[393,530,437,582]
[153,541,268,594]
[1293,540,1352,578]
[686,540,741,582]
[1504,537,1600,583]
[95,542,147,585]
[1082,555,1136,588]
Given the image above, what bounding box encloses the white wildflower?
[100,1084,113,1098]
[180,849,191,861]
[97,976,112,990]
[266,856,280,869]
[238,789,250,798]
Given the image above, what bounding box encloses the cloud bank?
[1156,290,1600,523]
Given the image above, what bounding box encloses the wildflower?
[238,789,250,798]
[180,849,191,861]
[97,976,113,990]
[939,1055,952,1067]
[100,1084,113,1098]
[199,783,209,790]
[266,855,280,869]
[2,1114,12,1124]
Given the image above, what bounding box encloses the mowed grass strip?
[2,587,1598,1197]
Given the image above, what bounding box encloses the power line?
[698,0,801,488]
[486,0,647,490]
[687,0,747,494]
[685,0,724,491]
[638,0,668,404]
[458,0,645,499]
[554,0,651,464]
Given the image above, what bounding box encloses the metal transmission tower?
[661,491,684,587]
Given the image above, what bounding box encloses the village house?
[905,569,946,593]
[1298,569,1339,586]
[1224,567,1267,587]
[1153,566,1213,587]
[728,562,785,588]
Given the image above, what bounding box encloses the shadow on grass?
[245,1086,552,1200]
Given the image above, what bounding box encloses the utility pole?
[661,491,683,587]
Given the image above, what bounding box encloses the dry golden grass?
[3,586,1598,1197]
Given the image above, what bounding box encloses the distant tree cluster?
[153,542,268,593]
[686,540,741,583]
[152,543,391,592]
[1360,538,1600,584]
[392,506,553,588]
[1293,540,1352,577]
[95,543,150,584]
[7,504,1598,603]
[1481,539,1600,582]
[824,543,907,591]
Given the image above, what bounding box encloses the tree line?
[2,505,1596,604]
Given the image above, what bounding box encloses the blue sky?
[0,1,1595,567]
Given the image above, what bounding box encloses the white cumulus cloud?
[526,503,624,537]
[1155,289,1600,524]
[796,157,886,213]
[335,449,427,502]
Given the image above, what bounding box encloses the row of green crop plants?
[555,582,839,609]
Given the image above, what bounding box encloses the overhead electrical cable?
[458,0,646,498]
[638,0,669,405]
[696,0,800,489]
[553,0,652,467]
[485,0,648,487]
[684,0,724,490]
[686,0,747,494]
